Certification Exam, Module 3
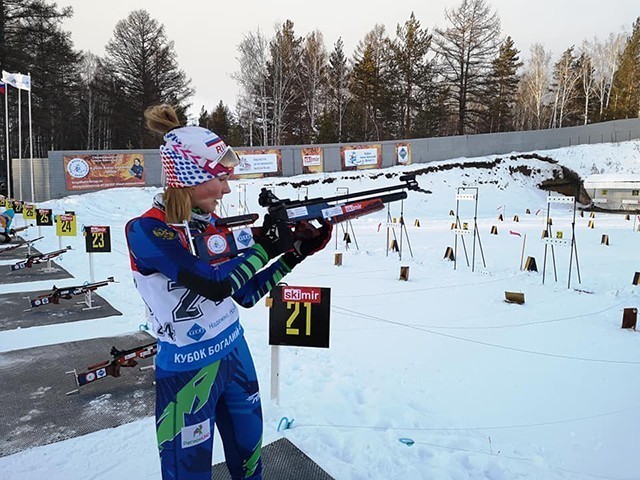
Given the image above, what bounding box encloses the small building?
[583,174,640,211]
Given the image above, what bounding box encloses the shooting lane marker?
[399,266,409,281]
[622,308,637,330]
[524,256,538,272]
[601,234,609,246]
[490,225,498,235]
[504,291,525,304]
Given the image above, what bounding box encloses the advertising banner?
[63,153,146,191]
[234,150,282,179]
[341,144,382,170]
[396,143,411,165]
[301,147,323,174]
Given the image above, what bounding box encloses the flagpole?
[17,87,22,200]
[519,233,527,270]
[4,83,9,198]
[28,72,34,203]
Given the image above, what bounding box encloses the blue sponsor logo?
[237,230,253,247]
[187,323,206,341]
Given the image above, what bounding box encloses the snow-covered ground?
[1,141,640,480]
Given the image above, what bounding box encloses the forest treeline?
[1,0,639,179]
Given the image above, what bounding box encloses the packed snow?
[1,141,640,480]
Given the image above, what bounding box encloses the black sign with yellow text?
[268,285,331,348]
[36,208,53,226]
[84,225,111,253]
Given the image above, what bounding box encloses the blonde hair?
[145,104,192,223]
[163,187,194,224]
[144,104,180,135]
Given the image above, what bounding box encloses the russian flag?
[0,82,5,95]
[205,136,223,148]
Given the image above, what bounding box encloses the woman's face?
[191,175,231,213]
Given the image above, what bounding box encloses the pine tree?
[482,36,523,132]
[608,18,640,119]
[326,38,350,143]
[389,12,434,139]
[104,9,193,148]
[349,24,394,141]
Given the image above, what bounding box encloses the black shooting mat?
[0,241,42,260]
[0,288,122,331]
[0,257,73,283]
[212,438,335,480]
[0,331,156,457]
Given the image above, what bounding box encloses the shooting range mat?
[0,288,122,331]
[0,332,155,457]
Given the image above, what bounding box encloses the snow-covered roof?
[583,174,640,189]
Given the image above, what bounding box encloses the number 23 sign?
[268,285,330,348]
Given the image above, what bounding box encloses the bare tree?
[433,0,501,134]
[234,29,270,146]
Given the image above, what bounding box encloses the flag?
[509,230,521,237]
[0,81,5,95]
[497,205,503,211]
[1,71,31,91]
[535,209,540,215]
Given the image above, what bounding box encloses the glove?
[255,214,293,259]
[291,219,333,259]
[9,228,15,235]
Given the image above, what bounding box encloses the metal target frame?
[452,186,486,272]
[237,183,249,215]
[333,187,359,251]
[542,192,582,288]
[384,200,414,260]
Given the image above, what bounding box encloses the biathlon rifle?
[11,224,33,234]
[0,235,43,254]
[191,174,430,262]
[27,277,115,309]
[259,173,428,226]
[10,245,71,271]
[66,341,158,394]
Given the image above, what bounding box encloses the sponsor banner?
[396,143,411,165]
[301,147,323,173]
[233,149,281,178]
[63,153,145,191]
[341,144,382,170]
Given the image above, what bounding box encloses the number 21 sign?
[268,285,331,348]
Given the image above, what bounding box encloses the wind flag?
[1,71,31,91]
[535,209,541,215]
[509,230,521,237]
[497,205,503,211]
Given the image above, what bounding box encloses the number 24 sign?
[268,285,331,348]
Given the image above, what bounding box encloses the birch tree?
[267,20,302,145]
[550,46,580,128]
[517,43,552,130]
[234,29,270,146]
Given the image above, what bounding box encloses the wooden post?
[399,266,410,281]
[444,247,455,261]
[504,291,525,304]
